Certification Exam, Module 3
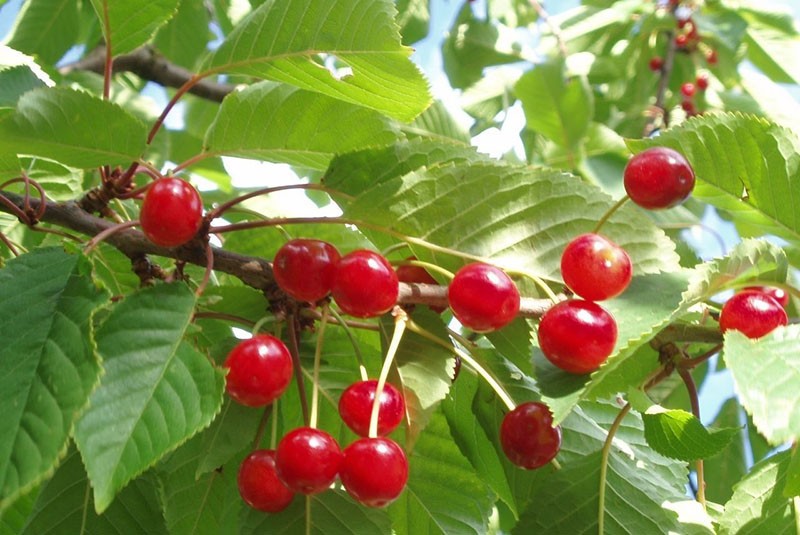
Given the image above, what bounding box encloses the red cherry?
[140,178,203,247]
[675,34,689,49]
[275,427,342,495]
[719,290,788,339]
[340,437,408,508]
[537,299,617,374]
[237,449,295,512]
[681,100,697,115]
[273,239,340,303]
[649,57,664,72]
[448,263,520,332]
[396,257,446,313]
[706,49,718,65]
[680,82,696,98]
[331,250,398,317]
[224,335,293,407]
[560,233,632,301]
[500,402,561,469]
[623,147,696,210]
[695,73,709,90]
[338,380,405,437]
[743,286,790,309]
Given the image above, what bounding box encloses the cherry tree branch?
[60,46,236,103]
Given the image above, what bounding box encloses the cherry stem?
[598,401,632,535]
[193,311,255,328]
[678,343,723,369]
[250,315,277,336]
[270,398,279,449]
[0,232,20,256]
[172,152,212,175]
[408,320,516,412]
[195,240,215,297]
[326,307,370,381]
[369,307,407,438]
[0,191,32,224]
[678,366,706,508]
[101,1,112,101]
[592,195,630,235]
[380,242,412,257]
[83,220,139,254]
[206,184,354,222]
[147,74,205,144]
[391,258,454,280]
[251,404,273,450]
[309,304,330,429]
[286,312,310,426]
[505,267,560,304]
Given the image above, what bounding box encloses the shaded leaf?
[0,248,107,512]
[74,284,225,512]
[0,87,147,168]
[0,66,45,107]
[153,0,211,69]
[5,0,80,64]
[205,0,431,121]
[704,397,748,504]
[204,82,400,170]
[195,399,264,477]
[642,406,739,461]
[89,0,180,56]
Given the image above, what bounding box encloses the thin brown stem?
[528,0,568,58]
[147,74,206,144]
[678,343,723,369]
[206,184,354,221]
[678,366,706,508]
[195,240,214,297]
[172,152,212,175]
[251,405,273,450]
[0,232,20,256]
[84,220,139,253]
[286,312,310,426]
[101,2,112,100]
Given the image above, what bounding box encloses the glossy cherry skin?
[340,437,408,508]
[237,449,295,512]
[743,286,790,309]
[696,74,709,91]
[396,257,445,313]
[275,427,342,495]
[560,233,632,301]
[680,82,696,98]
[140,178,203,247]
[273,239,340,303]
[623,147,696,210]
[331,250,399,318]
[537,299,618,374]
[224,335,293,407]
[448,263,520,332]
[338,380,405,437]
[719,290,788,339]
[500,402,561,470]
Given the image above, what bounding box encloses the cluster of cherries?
[133,143,790,515]
[648,1,717,117]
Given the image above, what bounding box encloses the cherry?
[273,239,340,303]
[140,177,203,247]
[623,146,696,210]
[680,82,696,98]
[275,427,342,495]
[396,257,446,313]
[675,34,689,49]
[706,49,718,65]
[500,402,561,470]
[331,250,398,317]
[537,299,617,374]
[696,73,709,91]
[719,290,788,339]
[340,437,408,508]
[224,335,293,407]
[743,286,790,309]
[560,233,632,301]
[681,100,697,115]
[448,263,520,332]
[237,449,295,513]
[338,380,405,437]
[648,57,663,72]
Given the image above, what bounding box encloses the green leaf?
[89,0,180,56]
[0,486,37,535]
[20,448,168,535]
[783,447,800,498]
[156,436,240,535]
[396,0,430,44]
[241,490,392,534]
[0,247,107,512]
[205,0,431,121]
[704,397,748,505]
[5,0,80,64]
[345,162,679,280]
[0,66,45,107]
[442,4,529,89]
[204,82,400,170]
[719,450,794,534]
[388,411,495,535]
[642,406,739,461]
[74,284,225,513]
[744,25,800,85]
[153,0,211,69]
[627,114,800,248]
[194,399,263,477]
[0,87,147,168]
[724,324,800,445]
[401,100,471,144]
[515,60,594,153]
